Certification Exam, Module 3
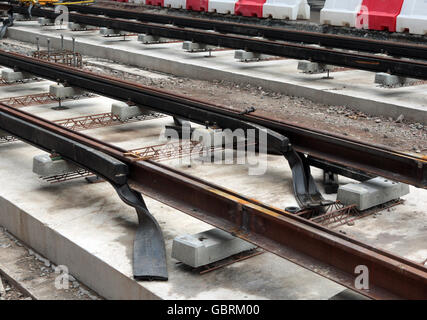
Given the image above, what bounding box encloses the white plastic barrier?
[263,0,310,20]
[396,0,427,35]
[208,0,238,14]
[320,0,363,27]
[164,0,186,8]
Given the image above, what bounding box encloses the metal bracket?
[241,122,333,210]
[113,184,167,280]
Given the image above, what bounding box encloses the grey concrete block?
[298,61,332,73]
[234,50,270,62]
[375,73,417,86]
[12,13,27,21]
[137,34,169,44]
[191,127,225,148]
[38,18,54,26]
[68,22,88,31]
[182,41,216,52]
[111,102,151,121]
[337,177,410,211]
[172,228,256,268]
[99,28,127,36]
[1,70,32,83]
[33,154,80,177]
[49,84,83,99]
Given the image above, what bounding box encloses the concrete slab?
[6,21,427,123]
[337,177,410,210]
[171,228,256,268]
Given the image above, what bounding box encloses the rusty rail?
[0,51,424,188]
[0,103,426,299]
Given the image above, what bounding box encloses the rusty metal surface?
[0,51,425,189]
[1,104,425,299]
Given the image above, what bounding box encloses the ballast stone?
[337,177,410,211]
[172,228,256,268]
[33,154,80,177]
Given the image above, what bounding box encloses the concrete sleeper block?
[33,154,80,177]
[298,61,332,73]
[49,84,83,99]
[99,28,128,36]
[111,102,151,121]
[182,41,216,52]
[337,177,410,211]
[1,70,32,83]
[375,73,417,86]
[172,228,256,268]
[138,34,169,44]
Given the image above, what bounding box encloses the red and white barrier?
[396,0,427,35]
[320,0,363,27]
[164,0,186,8]
[357,0,404,32]
[263,0,310,20]
[209,0,238,14]
[187,0,209,11]
[234,0,266,18]
[145,0,164,5]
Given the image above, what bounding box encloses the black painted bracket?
[240,122,333,210]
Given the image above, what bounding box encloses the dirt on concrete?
[0,226,102,300]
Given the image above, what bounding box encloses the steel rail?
[10,6,427,80]
[0,103,426,299]
[63,3,427,61]
[0,50,425,188]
